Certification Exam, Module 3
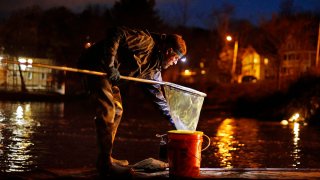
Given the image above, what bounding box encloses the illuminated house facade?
[240,43,317,83]
[241,46,277,82]
[0,55,65,94]
[279,34,317,82]
[241,46,262,79]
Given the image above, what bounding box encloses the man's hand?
[107,67,120,84]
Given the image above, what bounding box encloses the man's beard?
[163,64,169,69]
[162,60,169,69]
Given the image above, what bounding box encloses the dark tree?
[0,6,42,57]
[279,0,295,17]
[78,5,112,44]
[111,0,164,31]
[38,6,80,65]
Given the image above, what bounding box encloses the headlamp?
[175,49,187,62]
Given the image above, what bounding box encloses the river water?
[1,100,320,173]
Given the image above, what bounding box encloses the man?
[78,26,187,178]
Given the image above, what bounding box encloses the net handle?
[6,60,207,97]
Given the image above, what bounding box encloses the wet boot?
[111,157,129,166]
[97,157,133,178]
[95,120,134,178]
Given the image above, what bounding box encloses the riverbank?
[0,90,87,102]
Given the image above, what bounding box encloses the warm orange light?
[226,35,232,41]
[184,69,191,76]
[182,69,197,76]
[84,42,92,49]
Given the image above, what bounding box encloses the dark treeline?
[0,1,165,66]
[0,0,319,79]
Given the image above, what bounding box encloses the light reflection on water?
[0,102,64,172]
[200,116,320,169]
[291,122,301,168]
[211,118,258,168]
[214,118,236,168]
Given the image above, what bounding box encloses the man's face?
[162,48,181,69]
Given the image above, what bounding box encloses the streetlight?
[226,35,238,83]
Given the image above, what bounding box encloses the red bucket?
[167,130,205,178]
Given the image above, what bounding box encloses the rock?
[131,158,168,172]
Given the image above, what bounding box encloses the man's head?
[162,34,187,69]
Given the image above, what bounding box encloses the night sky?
[0,0,319,28]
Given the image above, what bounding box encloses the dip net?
[163,84,206,131]
[3,60,206,130]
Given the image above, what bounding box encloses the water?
[198,116,320,169]
[1,101,320,173]
[0,100,97,172]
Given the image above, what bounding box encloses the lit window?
[18,58,26,63]
[28,72,32,80]
[27,59,33,68]
[18,58,27,70]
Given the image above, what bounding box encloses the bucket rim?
[167,130,203,135]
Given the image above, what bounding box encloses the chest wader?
[92,78,133,178]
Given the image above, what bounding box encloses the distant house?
[0,55,65,94]
[279,34,317,82]
[240,46,277,83]
[241,46,261,80]
[240,33,317,84]
[218,42,278,83]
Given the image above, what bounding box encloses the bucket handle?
[156,133,211,151]
[202,134,211,151]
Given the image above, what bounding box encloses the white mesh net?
[163,85,205,131]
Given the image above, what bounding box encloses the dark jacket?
[78,26,174,126]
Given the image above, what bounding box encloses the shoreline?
[0,90,87,102]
